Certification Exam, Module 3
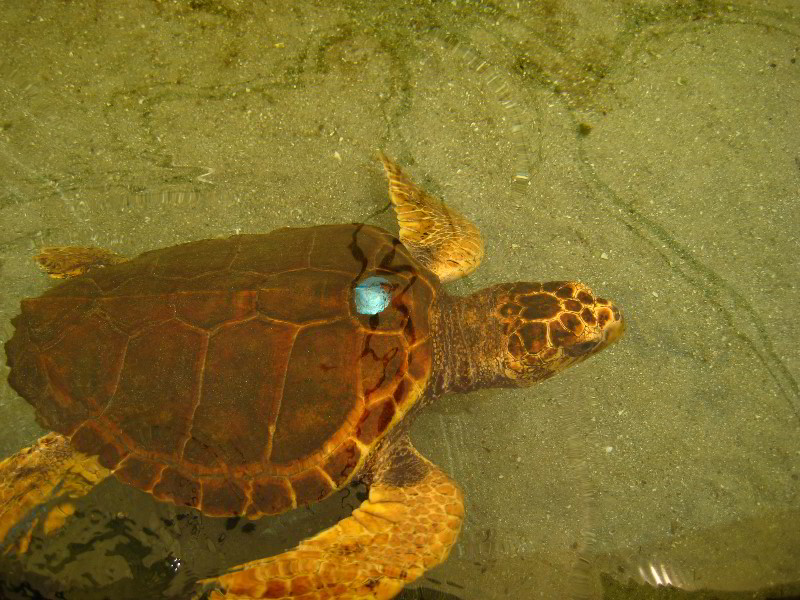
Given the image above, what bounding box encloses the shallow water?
[0,1,798,599]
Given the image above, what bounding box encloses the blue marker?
[354,276,393,315]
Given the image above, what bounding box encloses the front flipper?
[35,246,127,279]
[204,437,465,599]
[380,154,484,283]
[0,432,110,554]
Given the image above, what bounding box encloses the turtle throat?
[429,287,509,396]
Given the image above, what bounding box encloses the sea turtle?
[1,155,623,599]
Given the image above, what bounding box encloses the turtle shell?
[5,224,438,517]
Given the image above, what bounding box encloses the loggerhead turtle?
[1,155,623,599]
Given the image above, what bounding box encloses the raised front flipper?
[380,154,484,283]
[203,438,464,600]
[0,432,110,554]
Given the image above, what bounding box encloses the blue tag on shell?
[354,276,392,315]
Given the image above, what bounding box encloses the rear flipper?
[0,432,110,554]
[203,437,465,599]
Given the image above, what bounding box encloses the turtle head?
[431,280,623,395]
[492,281,624,386]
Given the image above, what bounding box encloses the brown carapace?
[1,155,623,600]
[6,224,436,519]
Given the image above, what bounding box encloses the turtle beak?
[602,311,625,346]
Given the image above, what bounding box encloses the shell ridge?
[261,326,300,465]
[226,235,244,271]
[97,255,158,296]
[79,277,104,294]
[176,332,211,463]
[255,266,359,281]
[169,315,215,336]
[139,462,169,493]
[204,313,259,336]
[99,329,130,417]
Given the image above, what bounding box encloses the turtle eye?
[353,276,394,315]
